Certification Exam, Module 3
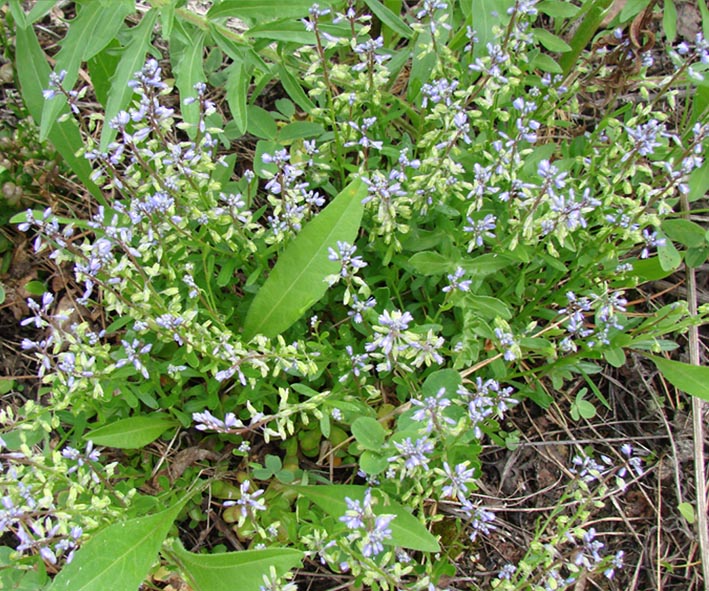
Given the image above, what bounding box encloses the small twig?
[681,191,709,591]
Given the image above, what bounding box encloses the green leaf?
[7,0,28,28]
[678,501,696,524]
[27,0,56,24]
[407,31,437,100]
[619,0,651,22]
[647,355,709,400]
[278,121,324,142]
[351,417,386,451]
[661,219,707,248]
[225,60,250,137]
[246,105,278,139]
[172,543,303,591]
[530,52,562,73]
[363,0,413,39]
[172,28,206,136]
[243,179,366,339]
[360,451,389,475]
[688,159,709,202]
[247,20,317,44]
[40,1,133,140]
[533,28,572,52]
[663,0,677,42]
[471,0,515,58]
[88,41,122,106]
[685,246,709,268]
[276,63,315,113]
[208,0,330,22]
[408,251,453,275]
[14,24,104,203]
[604,347,626,368]
[657,239,682,271]
[536,0,580,18]
[24,280,46,296]
[293,485,440,552]
[460,253,514,277]
[421,369,462,398]
[463,295,512,320]
[48,503,184,591]
[559,0,613,75]
[100,9,159,151]
[85,414,176,449]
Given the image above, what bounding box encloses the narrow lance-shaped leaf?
[243,179,367,339]
[40,1,133,140]
[172,28,206,136]
[208,0,333,23]
[100,9,159,151]
[14,23,104,203]
[225,59,250,137]
[363,0,413,39]
[646,355,709,401]
[171,542,303,591]
[294,485,440,552]
[47,502,184,591]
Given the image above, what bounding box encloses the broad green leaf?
[533,28,572,52]
[663,0,677,43]
[463,295,512,320]
[408,251,453,275]
[243,179,366,339]
[172,28,206,135]
[685,246,709,268]
[171,543,303,591]
[208,0,331,22]
[363,0,413,39]
[100,9,159,151]
[14,24,104,203]
[40,1,133,140]
[351,417,386,451]
[647,355,709,401]
[85,414,176,449]
[604,347,626,368]
[246,105,278,139]
[661,219,707,248]
[657,239,682,271]
[471,0,515,58]
[678,501,696,524]
[294,485,440,552]
[276,63,316,113]
[422,369,462,398]
[48,502,184,591]
[225,60,250,137]
[560,0,613,75]
[360,451,389,475]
